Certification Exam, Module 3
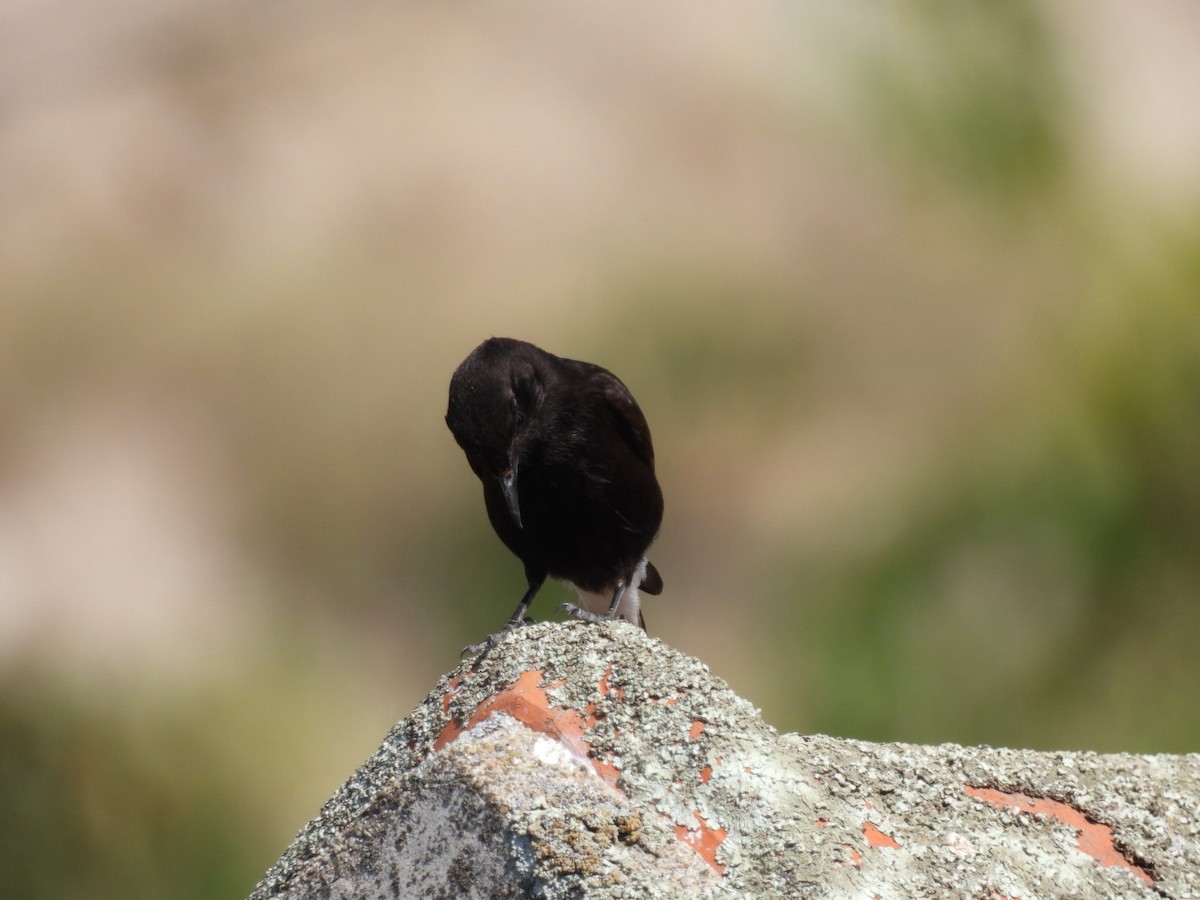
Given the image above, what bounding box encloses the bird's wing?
[593,371,655,468]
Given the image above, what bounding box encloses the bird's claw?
[557,602,613,624]
[460,616,536,657]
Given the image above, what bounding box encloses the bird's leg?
[559,582,627,624]
[460,575,544,657]
[604,582,628,618]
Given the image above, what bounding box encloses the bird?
[446,337,664,654]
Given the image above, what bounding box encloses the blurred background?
[3,1,1200,896]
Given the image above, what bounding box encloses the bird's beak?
[499,466,522,529]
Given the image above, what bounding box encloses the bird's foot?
[557,603,614,624]
[460,617,535,657]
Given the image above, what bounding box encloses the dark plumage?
[446,337,663,652]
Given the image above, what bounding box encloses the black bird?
[446,337,663,653]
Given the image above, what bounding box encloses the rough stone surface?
[249,622,1200,899]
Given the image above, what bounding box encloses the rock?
[249,622,1200,899]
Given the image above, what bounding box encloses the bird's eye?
[511,367,542,431]
[512,375,535,429]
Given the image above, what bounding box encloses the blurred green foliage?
[771,225,1200,751]
[0,678,267,899]
[863,0,1067,204]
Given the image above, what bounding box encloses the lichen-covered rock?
[249,622,1200,899]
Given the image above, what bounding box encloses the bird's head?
[446,338,550,527]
